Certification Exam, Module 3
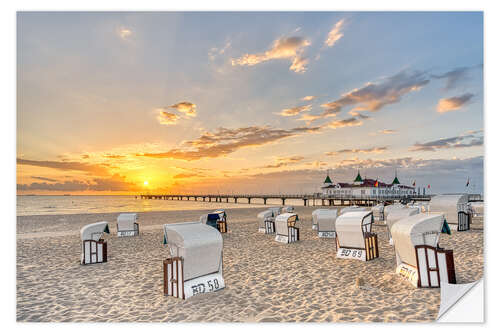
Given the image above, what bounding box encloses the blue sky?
[17,12,483,194]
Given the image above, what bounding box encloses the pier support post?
[226,197,229,203]
[263,198,267,205]
[234,197,238,203]
[303,199,307,206]
[248,198,251,204]
[321,199,325,206]
[282,198,286,206]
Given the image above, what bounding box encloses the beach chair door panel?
[416,246,440,288]
[458,212,470,231]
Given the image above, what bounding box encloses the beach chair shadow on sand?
[163,222,225,299]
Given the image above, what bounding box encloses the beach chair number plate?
[312,224,318,230]
[396,264,419,287]
[184,273,225,299]
[318,231,336,238]
[336,248,366,261]
[275,235,289,243]
[117,231,136,237]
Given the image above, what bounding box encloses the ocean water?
[16,195,281,216]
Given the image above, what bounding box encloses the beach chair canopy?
[383,203,406,217]
[391,213,444,267]
[371,203,384,215]
[312,209,336,225]
[275,213,299,235]
[117,213,137,230]
[257,209,274,228]
[163,222,223,281]
[316,209,338,232]
[336,211,373,248]
[80,221,110,241]
[340,206,367,215]
[386,207,420,235]
[281,206,294,213]
[268,207,282,216]
[429,194,469,224]
[212,209,226,218]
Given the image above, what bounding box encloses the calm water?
[16,195,282,216]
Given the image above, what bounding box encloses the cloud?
[319,70,430,118]
[326,146,388,156]
[325,117,364,129]
[410,132,483,152]
[81,154,90,159]
[301,96,316,101]
[17,174,139,192]
[262,156,305,169]
[168,102,197,117]
[30,176,58,182]
[231,36,311,73]
[436,93,474,113]
[104,154,125,159]
[209,41,231,61]
[17,158,110,176]
[137,125,321,161]
[431,65,482,90]
[379,129,397,134]
[280,104,312,116]
[173,173,202,179]
[119,28,132,39]
[156,109,180,125]
[325,19,346,47]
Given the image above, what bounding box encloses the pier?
[139,193,433,206]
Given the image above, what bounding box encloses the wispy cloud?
[319,70,430,118]
[326,146,388,156]
[410,132,483,152]
[31,176,58,182]
[379,129,397,134]
[231,36,311,73]
[325,19,346,47]
[18,174,139,192]
[156,109,180,125]
[280,104,312,116]
[325,116,364,129]
[208,41,231,61]
[437,93,474,113]
[118,28,132,39]
[137,125,321,161]
[262,156,305,169]
[17,158,110,176]
[168,102,197,117]
[431,65,482,91]
[301,96,316,101]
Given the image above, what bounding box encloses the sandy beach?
[16,206,484,322]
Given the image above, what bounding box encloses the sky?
[16,12,484,195]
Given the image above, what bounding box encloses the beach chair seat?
[316,209,338,238]
[117,213,139,237]
[392,213,456,288]
[335,211,379,261]
[80,221,109,265]
[163,222,224,299]
[274,213,299,243]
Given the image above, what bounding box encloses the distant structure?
[321,169,416,198]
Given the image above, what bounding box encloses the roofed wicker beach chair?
[371,203,385,222]
[386,207,420,245]
[315,209,338,238]
[274,213,300,243]
[312,208,332,230]
[200,210,228,233]
[383,203,406,223]
[257,207,282,234]
[163,222,224,299]
[335,211,379,261]
[340,205,368,215]
[429,194,471,231]
[391,213,456,288]
[117,213,139,237]
[80,221,109,265]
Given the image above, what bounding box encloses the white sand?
[16,206,484,322]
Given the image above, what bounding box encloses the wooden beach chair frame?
[335,211,379,261]
[81,232,108,265]
[457,211,471,232]
[275,214,300,243]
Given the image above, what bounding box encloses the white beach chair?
[391,213,456,288]
[386,207,420,245]
[257,207,281,234]
[429,194,471,231]
[200,210,228,233]
[281,206,294,213]
[316,209,338,238]
[383,203,406,223]
[163,222,224,299]
[470,202,484,217]
[80,221,109,265]
[335,211,378,261]
[312,208,332,230]
[371,203,385,222]
[274,213,300,243]
[117,213,139,237]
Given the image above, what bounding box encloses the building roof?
[324,175,333,184]
[354,170,363,182]
[392,175,400,184]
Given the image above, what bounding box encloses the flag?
[427,184,431,189]
[466,178,470,187]
[374,179,379,187]
[412,180,416,187]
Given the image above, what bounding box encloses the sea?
[16,195,286,216]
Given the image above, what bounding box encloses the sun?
[143,180,149,186]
